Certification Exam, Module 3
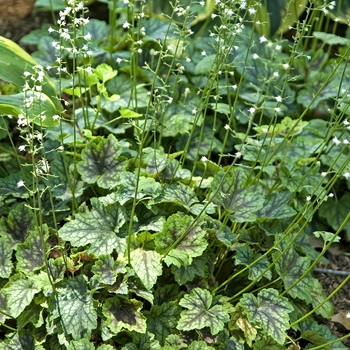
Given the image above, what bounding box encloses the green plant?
[1,0,350,349]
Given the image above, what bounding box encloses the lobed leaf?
[77,134,127,189]
[49,275,97,340]
[177,288,233,335]
[58,197,127,256]
[240,288,293,345]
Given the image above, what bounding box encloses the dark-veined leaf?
[240,288,293,345]
[4,277,40,318]
[67,339,95,350]
[145,303,181,345]
[0,202,34,248]
[212,168,265,222]
[16,225,49,274]
[58,198,127,256]
[177,288,233,335]
[0,238,12,278]
[102,296,147,335]
[130,249,162,290]
[91,255,126,285]
[49,275,97,340]
[155,214,208,267]
[77,134,127,189]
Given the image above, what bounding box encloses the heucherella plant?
[0,0,350,348]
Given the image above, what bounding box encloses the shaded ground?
[1,1,350,347]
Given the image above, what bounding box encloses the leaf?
[49,275,97,340]
[145,303,181,345]
[212,168,265,222]
[235,246,272,281]
[58,198,127,255]
[94,63,118,83]
[0,238,12,278]
[0,36,58,109]
[102,296,147,335]
[17,302,44,330]
[171,255,207,285]
[100,171,161,206]
[0,202,34,248]
[257,191,296,219]
[0,331,35,350]
[151,182,215,215]
[319,193,350,238]
[67,339,95,350]
[313,31,350,45]
[177,288,232,335]
[273,239,332,318]
[4,277,40,318]
[91,255,126,285]
[122,332,161,350]
[84,18,110,42]
[77,134,127,189]
[16,225,49,274]
[130,249,162,290]
[0,172,29,201]
[155,214,208,267]
[240,289,293,345]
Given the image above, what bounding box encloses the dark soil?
[1,1,350,347]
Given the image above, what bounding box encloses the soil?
[1,1,350,348]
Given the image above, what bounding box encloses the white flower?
[275,95,282,102]
[306,196,311,201]
[321,172,327,177]
[201,156,208,162]
[332,137,341,145]
[259,35,267,43]
[192,108,197,114]
[201,51,206,56]
[235,152,242,159]
[344,172,350,180]
[18,145,26,152]
[123,21,131,29]
[17,180,25,188]
[224,124,230,130]
[249,107,255,115]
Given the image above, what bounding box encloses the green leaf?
[58,198,127,256]
[50,275,97,340]
[0,172,31,201]
[91,255,126,285]
[4,277,40,318]
[0,202,34,248]
[171,254,207,285]
[16,225,49,274]
[102,296,147,335]
[123,332,161,350]
[0,238,12,278]
[94,63,118,83]
[17,302,44,330]
[120,107,143,118]
[0,36,59,108]
[131,249,162,290]
[257,192,296,219]
[151,182,215,215]
[313,31,350,45]
[145,303,181,345]
[319,193,350,238]
[67,339,95,350]
[235,246,272,281]
[240,289,293,345]
[77,134,127,189]
[177,288,232,335]
[212,168,265,222]
[0,331,35,350]
[100,171,161,206]
[155,214,208,267]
